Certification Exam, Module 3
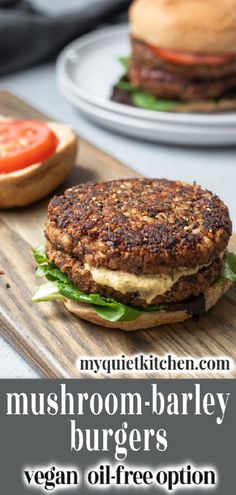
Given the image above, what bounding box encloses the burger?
[32,179,236,331]
[112,0,236,112]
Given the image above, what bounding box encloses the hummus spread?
[85,263,205,304]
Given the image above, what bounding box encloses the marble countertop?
[0,62,235,378]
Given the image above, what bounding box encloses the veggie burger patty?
[130,38,236,101]
[45,179,231,308]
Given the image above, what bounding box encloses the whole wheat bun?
[0,121,77,209]
[130,0,236,53]
[64,280,232,331]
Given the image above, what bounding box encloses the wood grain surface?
[0,91,235,379]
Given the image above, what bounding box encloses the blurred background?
[0,0,131,75]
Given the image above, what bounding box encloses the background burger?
[112,0,236,112]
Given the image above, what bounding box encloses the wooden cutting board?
[0,91,235,379]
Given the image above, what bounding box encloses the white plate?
[56,25,236,145]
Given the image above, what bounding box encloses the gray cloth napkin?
[0,0,131,76]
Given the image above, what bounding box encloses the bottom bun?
[176,98,236,113]
[63,281,232,331]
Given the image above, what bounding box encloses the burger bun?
[130,0,236,53]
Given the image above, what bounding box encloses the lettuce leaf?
[118,56,130,71]
[132,91,182,112]
[116,79,136,92]
[218,251,236,284]
[32,246,165,322]
[32,281,64,302]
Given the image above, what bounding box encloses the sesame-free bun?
[0,121,77,209]
[130,0,236,53]
[63,281,232,332]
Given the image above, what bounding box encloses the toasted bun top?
[129,0,236,53]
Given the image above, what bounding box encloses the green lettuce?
[118,56,130,71]
[32,246,165,323]
[132,92,182,112]
[218,251,236,285]
[116,56,182,112]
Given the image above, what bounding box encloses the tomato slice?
[148,44,236,66]
[0,120,58,174]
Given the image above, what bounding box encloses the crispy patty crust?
[45,179,231,275]
[46,240,225,307]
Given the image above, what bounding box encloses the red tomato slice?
[0,120,58,174]
[148,44,236,66]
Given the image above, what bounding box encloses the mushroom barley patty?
[45,179,231,309]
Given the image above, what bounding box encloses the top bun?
[129,0,236,53]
